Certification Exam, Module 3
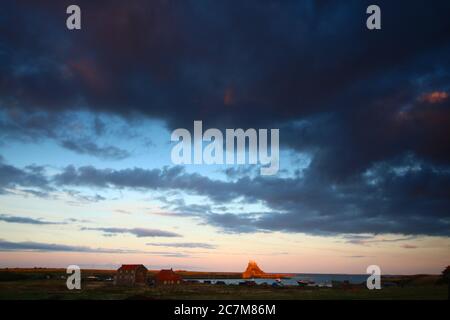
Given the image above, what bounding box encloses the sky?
[0,0,449,274]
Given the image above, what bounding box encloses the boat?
[297,279,315,286]
[271,281,283,287]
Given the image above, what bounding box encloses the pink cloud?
[420,91,448,104]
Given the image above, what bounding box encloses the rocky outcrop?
[242,260,293,279]
[242,260,267,278]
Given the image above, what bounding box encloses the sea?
[192,274,368,286]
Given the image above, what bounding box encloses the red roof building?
[115,264,148,286]
[154,268,183,285]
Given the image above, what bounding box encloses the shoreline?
[0,268,441,278]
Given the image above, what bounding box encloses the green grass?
[0,280,447,300]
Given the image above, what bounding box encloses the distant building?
[154,268,182,285]
[242,260,267,278]
[114,264,148,286]
[242,260,286,279]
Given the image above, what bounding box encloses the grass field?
[0,269,448,300]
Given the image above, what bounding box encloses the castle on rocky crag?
[242,260,267,278]
[242,260,289,279]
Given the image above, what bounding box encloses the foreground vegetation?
[0,269,447,300]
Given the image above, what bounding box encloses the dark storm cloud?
[224,166,258,180]
[55,159,450,236]
[53,165,240,202]
[0,110,131,160]
[61,139,130,160]
[0,161,51,194]
[0,239,144,253]
[401,244,418,249]
[281,88,450,181]
[63,189,106,203]
[2,1,449,125]
[343,235,417,245]
[2,154,450,236]
[1,1,450,237]
[0,238,192,256]
[81,227,182,238]
[66,218,91,224]
[1,0,449,181]
[147,242,217,249]
[0,111,59,143]
[0,214,63,225]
